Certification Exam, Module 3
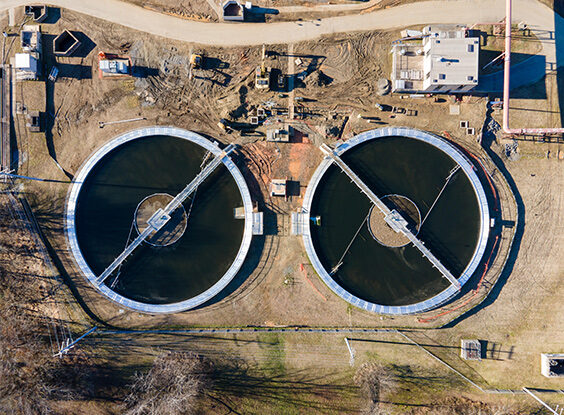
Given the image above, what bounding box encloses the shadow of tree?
[208,358,358,413]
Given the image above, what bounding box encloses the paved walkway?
[274,0,382,13]
[0,0,557,50]
[1,0,561,89]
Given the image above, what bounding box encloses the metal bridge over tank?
[303,128,490,315]
[94,144,236,286]
[319,143,460,290]
[66,127,255,314]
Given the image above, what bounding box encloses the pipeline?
[466,151,499,212]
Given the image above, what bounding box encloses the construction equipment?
[277,72,285,90]
[190,53,203,69]
[255,45,270,90]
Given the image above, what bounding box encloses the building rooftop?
[391,25,479,93]
[390,44,424,91]
[15,53,33,68]
[14,53,39,80]
[100,59,129,74]
[424,36,479,87]
[460,339,481,360]
[270,179,287,197]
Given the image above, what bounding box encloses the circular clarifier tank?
[66,127,253,313]
[302,127,490,314]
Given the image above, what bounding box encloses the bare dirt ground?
[3,5,564,413]
[123,0,426,23]
[124,0,218,21]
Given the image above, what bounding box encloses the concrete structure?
[291,212,309,235]
[94,144,237,286]
[301,127,491,315]
[541,354,564,378]
[461,339,481,360]
[223,1,244,21]
[252,211,263,235]
[391,25,479,94]
[270,179,287,197]
[320,143,460,290]
[66,127,254,314]
[25,111,40,132]
[20,25,41,53]
[14,53,39,80]
[266,127,290,142]
[53,30,81,56]
[24,5,47,22]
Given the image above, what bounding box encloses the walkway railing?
[95,144,236,286]
[320,143,460,290]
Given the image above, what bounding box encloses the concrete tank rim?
[65,126,254,314]
[301,127,490,315]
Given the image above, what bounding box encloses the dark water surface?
[75,135,244,304]
[310,136,480,306]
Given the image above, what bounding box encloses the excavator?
[255,45,270,90]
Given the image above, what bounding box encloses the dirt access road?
[0,0,560,54]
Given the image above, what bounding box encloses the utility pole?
[98,117,146,128]
[344,337,355,366]
[2,31,7,65]
[54,326,98,358]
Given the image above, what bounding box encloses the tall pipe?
[502,0,512,133]
[502,0,564,135]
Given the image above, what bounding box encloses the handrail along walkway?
[320,143,460,290]
[94,144,236,286]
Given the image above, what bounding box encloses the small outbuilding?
[460,339,481,360]
[270,179,287,197]
[14,53,39,81]
[541,353,564,377]
[20,25,41,53]
[24,5,47,23]
[98,52,132,79]
[223,1,244,21]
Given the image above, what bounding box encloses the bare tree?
[0,204,97,414]
[0,266,52,414]
[354,362,397,414]
[125,351,213,415]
